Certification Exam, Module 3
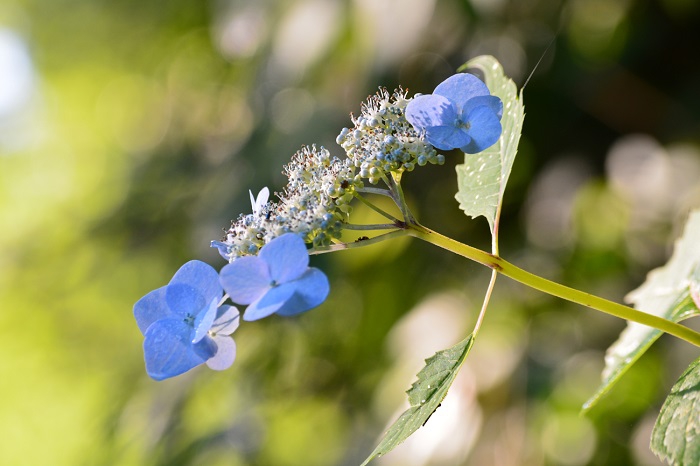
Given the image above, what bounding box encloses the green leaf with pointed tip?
[361,335,475,465]
[651,355,700,465]
[583,211,700,412]
[455,55,524,234]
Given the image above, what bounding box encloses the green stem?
[357,187,393,198]
[407,223,700,348]
[309,229,408,255]
[378,172,394,191]
[343,223,398,231]
[388,172,416,225]
[473,270,498,336]
[353,192,400,223]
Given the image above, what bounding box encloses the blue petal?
[276,268,330,316]
[192,335,218,361]
[211,240,231,260]
[243,282,297,321]
[165,283,206,318]
[134,286,171,335]
[143,319,215,380]
[220,256,271,304]
[192,296,219,343]
[211,305,240,336]
[405,94,457,130]
[424,125,471,151]
[169,260,222,305]
[460,106,503,154]
[461,95,503,120]
[433,73,491,111]
[206,335,236,371]
[259,234,309,283]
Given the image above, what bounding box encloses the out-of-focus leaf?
[361,335,474,465]
[651,355,700,465]
[584,211,700,412]
[455,55,524,234]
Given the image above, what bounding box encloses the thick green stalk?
[407,223,700,348]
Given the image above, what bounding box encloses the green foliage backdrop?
[2,0,700,465]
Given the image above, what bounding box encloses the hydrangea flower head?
[405,73,503,154]
[134,260,239,380]
[220,233,330,321]
[214,147,358,260]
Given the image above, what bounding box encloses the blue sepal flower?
[405,73,503,153]
[134,260,240,380]
[211,240,232,260]
[219,233,330,321]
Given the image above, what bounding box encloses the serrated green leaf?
[584,211,700,412]
[455,55,524,233]
[583,293,697,412]
[651,355,700,465]
[361,335,475,465]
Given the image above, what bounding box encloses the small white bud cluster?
[336,88,444,184]
[217,145,362,260]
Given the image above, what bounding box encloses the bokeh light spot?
[0,29,34,118]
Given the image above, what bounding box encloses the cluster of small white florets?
[216,145,363,260]
[336,88,444,184]
[214,88,446,259]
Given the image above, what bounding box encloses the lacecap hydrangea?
[134,71,503,381]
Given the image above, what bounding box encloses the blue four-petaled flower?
[134,260,239,381]
[220,233,330,321]
[405,73,503,154]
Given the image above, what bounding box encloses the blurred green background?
[2,0,700,465]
